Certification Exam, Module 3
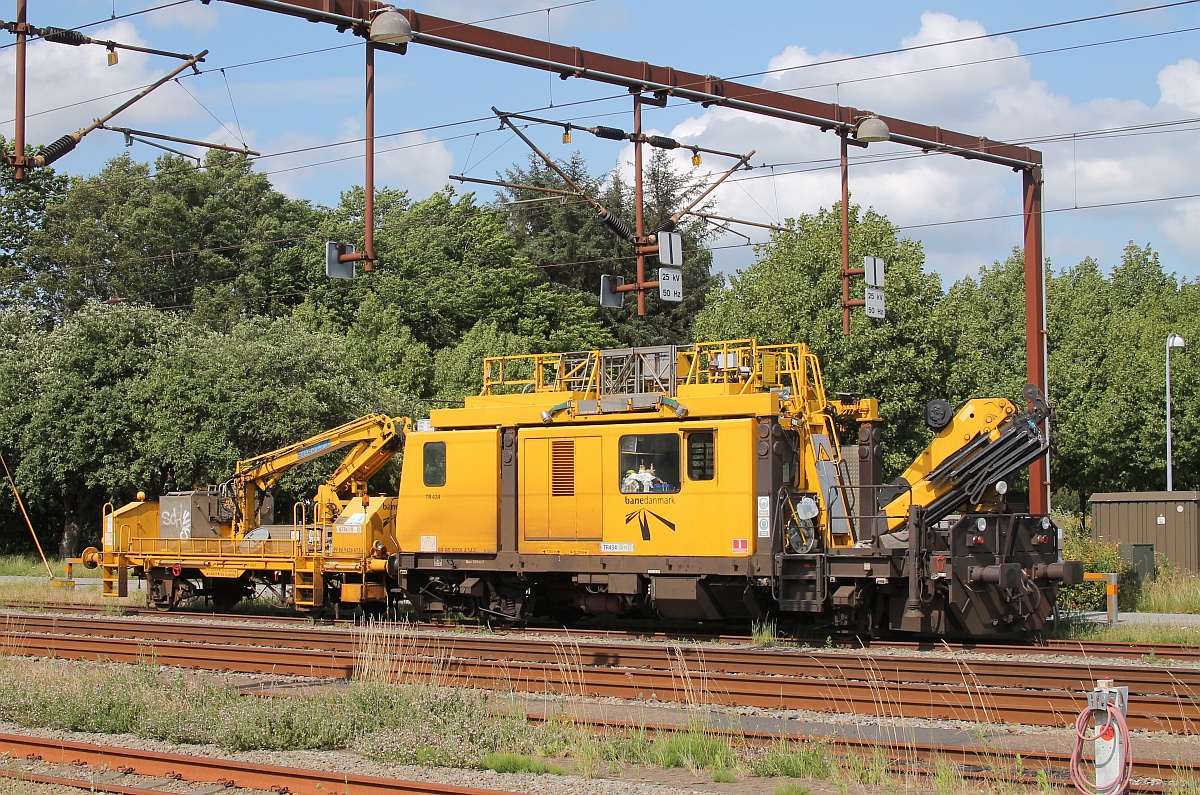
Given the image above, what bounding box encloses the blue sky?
[8,1,1200,285]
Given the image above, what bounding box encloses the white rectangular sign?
[599,274,624,308]
[658,268,683,302]
[865,286,885,319]
[864,255,885,287]
[659,231,683,266]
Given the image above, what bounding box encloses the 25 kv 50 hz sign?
[658,268,683,302]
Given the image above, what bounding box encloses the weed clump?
[480,752,565,775]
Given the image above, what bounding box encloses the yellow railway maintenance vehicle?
[83,413,406,611]
[86,340,1081,636]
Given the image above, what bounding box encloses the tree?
[1046,243,1200,511]
[135,313,387,513]
[301,186,614,354]
[501,149,720,345]
[934,250,1029,405]
[432,320,538,402]
[0,306,53,554]
[20,150,317,323]
[694,202,947,475]
[0,136,67,324]
[0,304,182,556]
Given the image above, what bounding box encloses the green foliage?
[22,150,317,322]
[480,752,566,775]
[775,784,813,795]
[0,136,67,319]
[1057,520,1137,612]
[1047,245,1200,503]
[303,187,612,354]
[751,740,834,779]
[1137,566,1200,614]
[751,618,778,647]
[135,313,380,508]
[432,320,534,402]
[934,249,1028,404]
[695,203,947,474]
[0,304,185,554]
[0,556,69,578]
[650,730,735,771]
[502,149,720,345]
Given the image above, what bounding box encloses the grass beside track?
[1049,618,1200,647]
[0,556,72,579]
[1138,568,1200,615]
[8,632,1194,794]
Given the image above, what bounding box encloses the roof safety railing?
[480,340,831,403]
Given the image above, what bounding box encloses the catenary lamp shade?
[370,9,414,43]
[855,116,890,143]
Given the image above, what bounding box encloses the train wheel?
[149,576,174,611]
[209,576,253,613]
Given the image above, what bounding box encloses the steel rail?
[3,628,1198,731]
[528,714,1199,789]
[0,732,522,795]
[0,768,172,795]
[7,602,1200,662]
[7,612,1200,698]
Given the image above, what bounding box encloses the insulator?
[654,218,677,234]
[37,135,78,166]
[597,208,635,243]
[592,125,627,141]
[646,135,679,150]
[41,27,89,46]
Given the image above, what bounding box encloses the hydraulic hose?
[1070,702,1132,795]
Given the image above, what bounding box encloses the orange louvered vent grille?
[551,440,575,497]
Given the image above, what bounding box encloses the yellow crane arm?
[230,413,406,536]
[322,416,410,501]
[879,387,1051,533]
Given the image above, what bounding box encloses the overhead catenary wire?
[8,5,1198,195]
[723,0,1200,83]
[6,107,1197,282]
[11,0,1199,159]
[0,0,193,50]
[19,175,1200,298]
[4,0,1198,268]
[10,176,1200,307]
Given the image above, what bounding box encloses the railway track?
[536,714,1200,791]
[0,721,1194,795]
[6,612,1200,699]
[5,599,1200,662]
[0,732,518,794]
[2,612,1198,731]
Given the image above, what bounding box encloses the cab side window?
[618,434,681,493]
[423,441,446,487]
[687,432,715,481]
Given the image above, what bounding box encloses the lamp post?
[1167,333,1186,491]
[839,115,889,335]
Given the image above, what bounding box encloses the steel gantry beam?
[210,0,1052,511]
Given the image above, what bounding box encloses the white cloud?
[1162,200,1200,257]
[250,120,454,202]
[143,2,220,33]
[655,12,1200,283]
[0,22,202,147]
[1158,58,1200,113]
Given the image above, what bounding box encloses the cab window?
[687,432,715,481]
[618,434,680,493]
[423,441,446,487]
